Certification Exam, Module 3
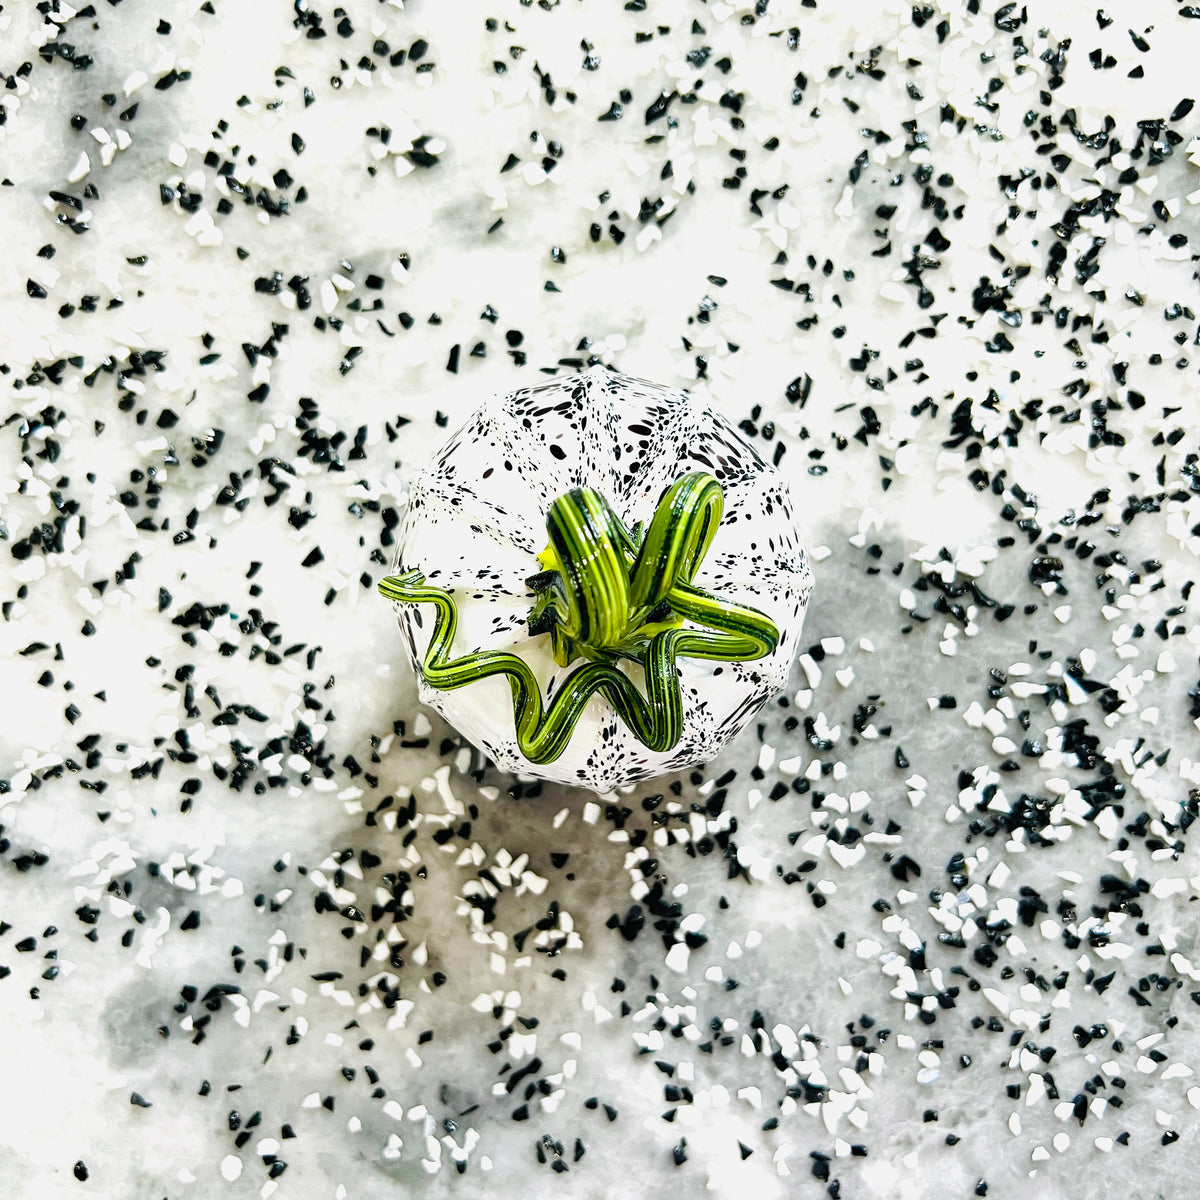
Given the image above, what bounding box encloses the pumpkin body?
[390,368,813,791]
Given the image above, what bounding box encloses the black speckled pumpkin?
[387,367,814,791]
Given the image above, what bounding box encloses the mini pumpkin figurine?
[379,368,813,791]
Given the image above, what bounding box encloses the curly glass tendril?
[378,471,780,764]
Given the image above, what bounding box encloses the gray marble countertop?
[2,1,1198,1197]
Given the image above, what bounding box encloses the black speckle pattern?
[390,368,813,791]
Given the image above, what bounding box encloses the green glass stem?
[379,472,780,764]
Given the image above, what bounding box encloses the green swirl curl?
[379,471,779,764]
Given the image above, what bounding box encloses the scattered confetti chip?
[1,2,1196,1196]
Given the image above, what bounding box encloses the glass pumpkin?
[382,367,813,792]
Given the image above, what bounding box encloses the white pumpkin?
[388,367,813,792]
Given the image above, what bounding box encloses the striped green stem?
[379,472,780,764]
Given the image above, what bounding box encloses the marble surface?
[1,1,1198,1197]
